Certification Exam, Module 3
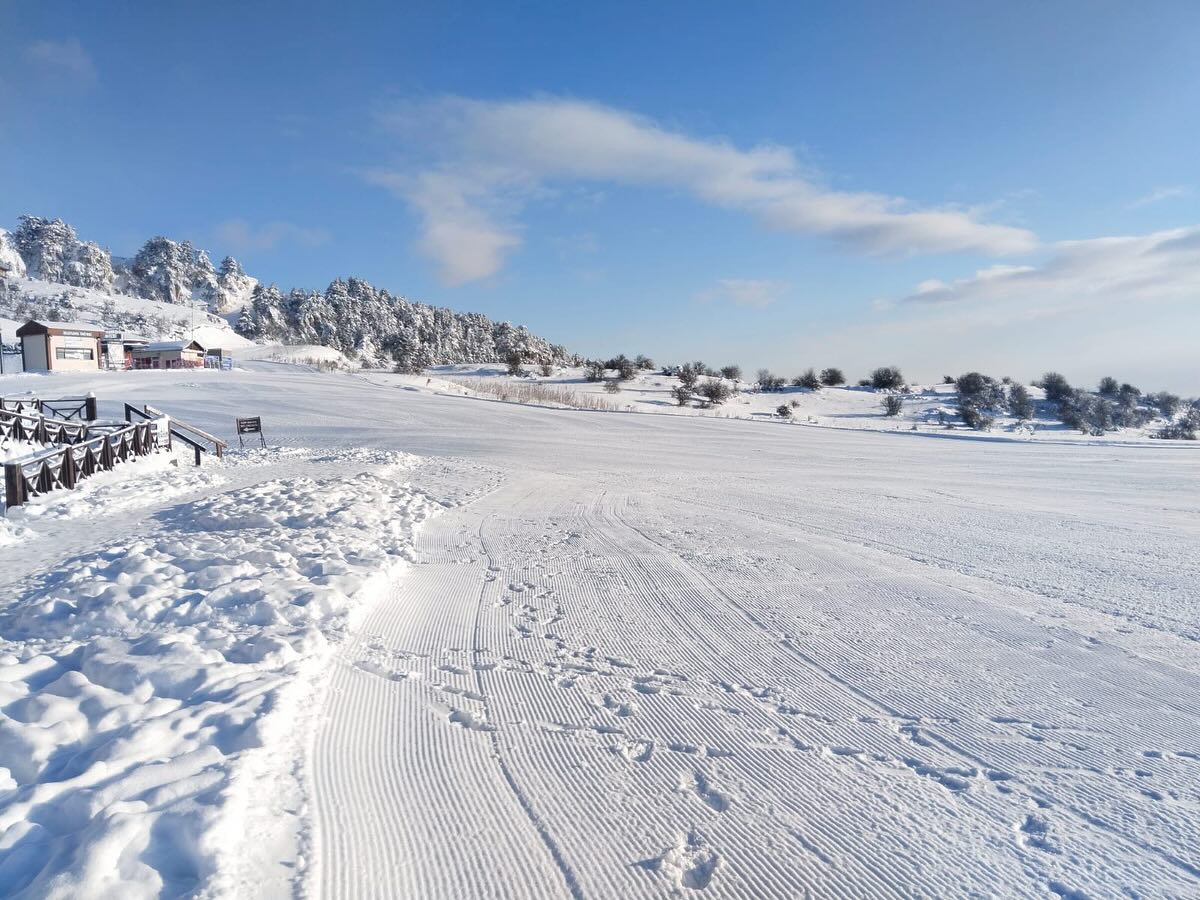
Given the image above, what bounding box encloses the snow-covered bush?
[635,354,655,370]
[776,403,792,418]
[678,364,700,390]
[672,385,692,406]
[505,349,525,376]
[881,395,903,416]
[1098,376,1120,397]
[720,364,742,380]
[584,360,606,382]
[603,378,621,394]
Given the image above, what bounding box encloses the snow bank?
[0,450,437,898]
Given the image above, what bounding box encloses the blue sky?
[2,1,1198,389]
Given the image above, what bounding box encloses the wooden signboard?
[236,416,266,447]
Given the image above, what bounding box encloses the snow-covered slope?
[1,363,1197,898]
[417,364,1194,442]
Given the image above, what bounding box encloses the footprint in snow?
[638,831,721,891]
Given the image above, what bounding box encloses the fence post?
[60,450,76,490]
[85,393,98,421]
[4,462,24,508]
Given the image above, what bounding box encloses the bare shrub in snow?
[1038,372,1073,403]
[795,369,821,390]
[697,379,732,406]
[539,362,554,377]
[1098,376,1120,397]
[635,354,655,370]
[1007,383,1034,421]
[606,354,637,381]
[720,364,742,381]
[820,367,845,386]
[1118,383,1141,408]
[672,385,693,407]
[450,378,617,411]
[1147,392,1181,418]
[870,367,905,390]
[678,363,700,390]
[584,360,606,382]
[757,369,786,392]
[776,404,792,418]
[959,403,994,431]
[603,378,621,394]
[881,395,903,416]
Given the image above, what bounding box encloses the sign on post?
[236,416,266,448]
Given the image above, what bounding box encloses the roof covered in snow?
[15,320,106,336]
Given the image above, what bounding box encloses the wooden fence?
[4,420,157,508]
[0,406,90,445]
[0,396,97,421]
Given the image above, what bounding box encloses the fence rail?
[0,395,97,421]
[0,407,90,445]
[4,420,157,508]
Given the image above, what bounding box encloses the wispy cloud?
[1129,185,1192,208]
[904,226,1200,311]
[369,96,1038,285]
[24,38,96,86]
[695,278,788,309]
[214,219,332,254]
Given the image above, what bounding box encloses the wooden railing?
[125,404,227,466]
[4,420,157,508]
[0,407,90,445]
[0,395,97,421]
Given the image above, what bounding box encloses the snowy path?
[2,368,1198,898]
[308,467,1200,898]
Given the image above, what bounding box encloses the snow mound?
[0,450,438,898]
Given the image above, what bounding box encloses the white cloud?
[24,38,96,85]
[904,226,1200,310]
[366,169,522,285]
[1130,185,1192,208]
[695,278,788,309]
[370,96,1037,284]
[214,220,332,254]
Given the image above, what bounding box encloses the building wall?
[46,333,101,372]
[132,350,204,369]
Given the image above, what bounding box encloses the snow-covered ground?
[1,362,1199,898]
[402,364,1189,444]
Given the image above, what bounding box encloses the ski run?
[1,363,1199,899]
